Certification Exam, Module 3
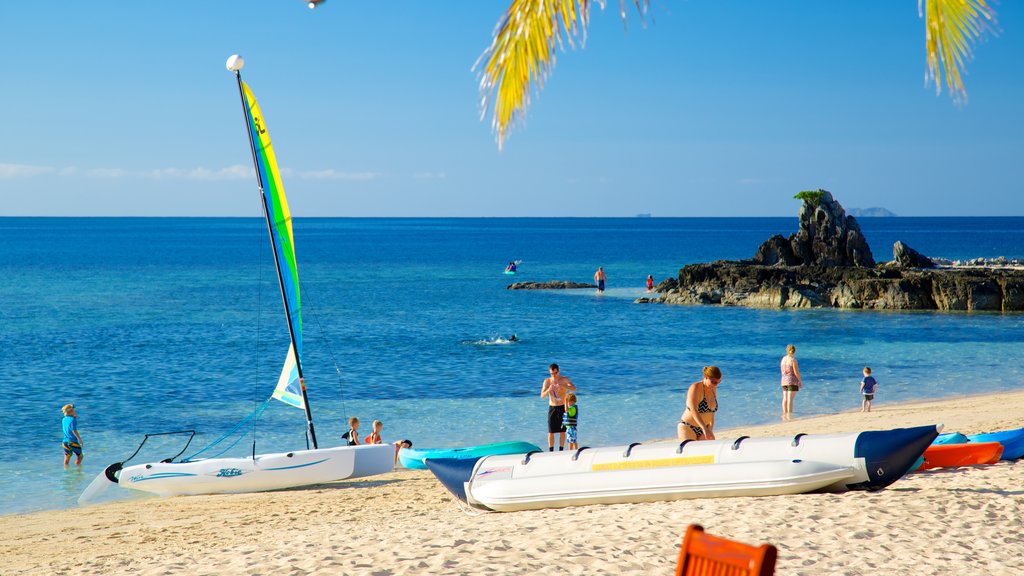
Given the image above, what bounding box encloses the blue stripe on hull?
[264,458,330,471]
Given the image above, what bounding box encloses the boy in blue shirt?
[563,393,579,450]
[62,404,83,468]
[859,367,878,412]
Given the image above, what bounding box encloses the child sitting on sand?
[342,417,360,445]
[563,393,579,450]
[364,419,383,444]
[860,367,878,412]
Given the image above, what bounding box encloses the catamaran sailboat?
[81,55,392,501]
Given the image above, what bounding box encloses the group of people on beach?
[342,416,413,466]
[59,347,882,467]
[675,345,882,441]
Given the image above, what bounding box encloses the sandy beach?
[2,391,1022,576]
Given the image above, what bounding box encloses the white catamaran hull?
[118,444,393,497]
[427,425,940,512]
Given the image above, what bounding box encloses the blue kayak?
[398,441,541,470]
[932,432,969,445]
[967,428,1024,460]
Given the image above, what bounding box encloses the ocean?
[1,216,1022,515]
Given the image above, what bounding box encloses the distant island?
[847,207,897,217]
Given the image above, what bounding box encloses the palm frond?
[920,0,996,103]
[477,0,648,150]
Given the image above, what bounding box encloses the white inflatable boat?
[426,425,940,512]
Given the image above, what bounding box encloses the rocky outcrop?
[893,241,935,269]
[641,190,1024,311]
[750,190,875,268]
[508,281,597,290]
[649,264,1024,311]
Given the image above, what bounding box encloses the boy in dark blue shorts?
[860,367,878,412]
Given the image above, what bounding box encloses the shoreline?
[2,390,1022,575]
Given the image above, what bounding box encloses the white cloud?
[0,163,55,178]
[1,162,378,183]
[148,165,252,180]
[299,169,380,181]
[86,168,128,178]
[414,172,447,180]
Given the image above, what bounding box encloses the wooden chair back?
[675,524,777,576]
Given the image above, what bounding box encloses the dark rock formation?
[649,263,1024,311]
[790,190,874,267]
[640,190,1024,311]
[750,190,874,268]
[752,235,800,266]
[508,281,597,290]
[893,241,935,269]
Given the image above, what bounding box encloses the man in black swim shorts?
[540,363,576,451]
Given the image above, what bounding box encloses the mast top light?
[226,54,245,72]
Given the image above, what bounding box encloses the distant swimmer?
[464,335,519,346]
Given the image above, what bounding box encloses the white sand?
[2,390,1023,575]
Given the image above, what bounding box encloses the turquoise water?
[1,216,1022,515]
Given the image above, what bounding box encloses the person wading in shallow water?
[780,344,802,420]
[540,363,576,451]
[594,267,606,294]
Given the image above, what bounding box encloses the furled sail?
[240,81,305,410]
[273,344,304,409]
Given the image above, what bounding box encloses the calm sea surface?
[1,216,1022,515]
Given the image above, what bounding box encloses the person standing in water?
[61,404,83,468]
[594,267,606,294]
[540,363,576,451]
[780,344,802,420]
[646,274,654,292]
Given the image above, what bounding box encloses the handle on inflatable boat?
[572,447,590,461]
[791,433,808,447]
[731,436,750,450]
[623,442,642,458]
[676,439,694,454]
[521,450,542,465]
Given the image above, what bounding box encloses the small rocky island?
[508,281,597,290]
[639,190,1024,311]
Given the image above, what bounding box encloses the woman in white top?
[780,344,802,420]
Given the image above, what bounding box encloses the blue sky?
[1,1,1022,217]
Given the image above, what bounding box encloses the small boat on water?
[427,425,939,512]
[916,441,1003,471]
[399,441,541,470]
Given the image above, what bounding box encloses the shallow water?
[1,216,1022,515]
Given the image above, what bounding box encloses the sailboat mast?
[232,70,319,450]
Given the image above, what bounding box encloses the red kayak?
[917,441,1004,471]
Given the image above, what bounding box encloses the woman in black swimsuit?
[677,366,721,441]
